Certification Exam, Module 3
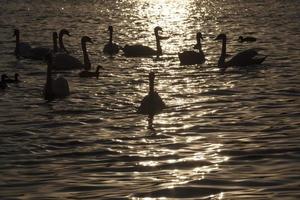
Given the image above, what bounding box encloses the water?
[0,0,299,199]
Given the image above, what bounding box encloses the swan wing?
[178,51,205,65]
[103,43,120,55]
[17,42,32,58]
[29,47,51,60]
[227,49,260,67]
[123,45,156,57]
[138,92,166,115]
[53,53,83,70]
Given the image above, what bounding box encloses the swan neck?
[59,33,66,52]
[149,77,155,94]
[45,59,53,100]
[218,38,227,67]
[82,42,91,70]
[15,32,20,58]
[196,37,202,51]
[109,29,113,44]
[155,34,162,56]
[53,35,58,53]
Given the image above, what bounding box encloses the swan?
[238,36,257,43]
[103,26,120,55]
[79,65,103,79]
[123,26,166,57]
[137,72,166,115]
[58,29,71,53]
[52,36,93,70]
[0,74,8,90]
[215,33,267,72]
[44,54,70,100]
[5,73,20,83]
[178,32,205,65]
[13,29,51,60]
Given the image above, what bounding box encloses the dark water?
[0,0,299,199]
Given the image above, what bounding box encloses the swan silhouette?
[138,72,166,115]
[13,29,51,60]
[79,65,103,79]
[0,74,8,90]
[178,32,205,65]
[52,36,92,70]
[44,54,70,100]
[58,29,71,53]
[215,33,267,72]
[238,36,257,43]
[123,26,165,57]
[103,26,120,56]
[5,73,20,83]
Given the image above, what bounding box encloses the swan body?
[14,29,51,60]
[52,36,92,70]
[103,26,120,55]
[123,26,164,57]
[238,36,257,43]
[215,34,266,72]
[178,32,205,65]
[5,73,20,83]
[0,74,8,90]
[44,54,70,100]
[79,65,103,79]
[138,72,166,116]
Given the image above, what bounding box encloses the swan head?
[154,26,163,35]
[81,36,93,44]
[196,32,203,40]
[13,29,19,37]
[59,29,71,37]
[238,36,243,42]
[215,33,227,41]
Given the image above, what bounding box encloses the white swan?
[52,36,93,70]
[123,26,166,58]
[103,26,120,55]
[215,33,267,72]
[13,29,51,60]
[178,32,205,65]
[137,72,166,115]
[44,54,70,100]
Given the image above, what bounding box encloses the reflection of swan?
[44,54,70,100]
[103,26,120,55]
[178,32,205,65]
[215,34,267,72]
[138,72,166,115]
[5,73,20,83]
[79,65,103,79]
[53,36,92,70]
[0,74,8,89]
[238,36,257,43]
[14,29,51,60]
[58,29,71,53]
[123,26,165,57]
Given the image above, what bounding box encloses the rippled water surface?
[0,0,300,199]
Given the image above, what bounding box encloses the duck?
[5,73,20,83]
[79,65,103,79]
[123,26,166,58]
[215,33,267,72]
[44,54,70,100]
[0,74,8,90]
[58,29,71,53]
[13,29,51,60]
[52,36,92,70]
[137,72,166,116]
[178,32,205,65]
[103,26,120,56]
[238,36,257,43]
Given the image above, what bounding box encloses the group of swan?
[9,27,267,117]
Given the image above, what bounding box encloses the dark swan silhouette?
[138,72,166,115]
[52,36,92,70]
[5,73,20,83]
[44,54,70,101]
[123,26,165,57]
[178,32,205,65]
[238,36,257,43]
[79,65,103,79]
[14,29,51,60]
[103,26,120,56]
[215,33,267,72]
